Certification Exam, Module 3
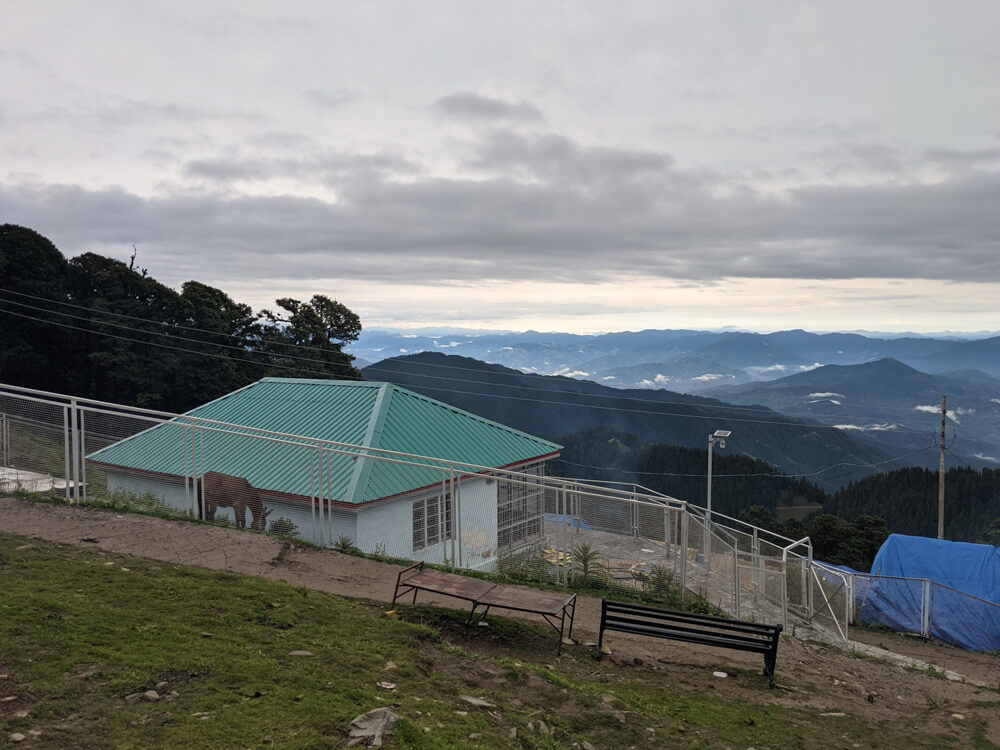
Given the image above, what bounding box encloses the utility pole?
[937,394,946,540]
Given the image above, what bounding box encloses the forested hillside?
[0,225,361,412]
[554,427,1000,567]
[365,352,906,491]
[553,426,827,517]
[828,466,1000,543]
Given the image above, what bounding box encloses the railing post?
[62,405,71,501]
[456,468,463,569]
[679,508,689,602]
[752,527,762,596]
[806,544,814,618]
[183,422,192,516]
[664,506,671,568]
[927,581,937,638]
[449,464,457,571]
[733,548,741,620]
[79,409,87,500]
[310,445,318,545]
[441,470,449,566]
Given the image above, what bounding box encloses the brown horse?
[201,471,272,530]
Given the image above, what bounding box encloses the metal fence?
[0,381,849,643]
[831,567,1000,652]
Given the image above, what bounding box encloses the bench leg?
[763,652,777,688]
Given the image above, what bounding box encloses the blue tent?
[858,534,1000,652]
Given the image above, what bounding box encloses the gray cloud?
[303,88,360,109]
[4,127,998,289]
[183,151,420,186]
[840,143,904,173]
[432,92,543,123]
[925,146,1000,168]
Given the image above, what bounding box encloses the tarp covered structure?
[858,534,1000,652]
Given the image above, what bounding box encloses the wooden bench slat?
[391,562,577,655]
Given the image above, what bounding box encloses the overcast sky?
[3,1,999,334]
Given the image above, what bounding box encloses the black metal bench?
[597,599,783,687]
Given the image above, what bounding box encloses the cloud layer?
[2,3,1000,330]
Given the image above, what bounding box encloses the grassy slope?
[0,533,988,749]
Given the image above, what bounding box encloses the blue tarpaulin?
[858,534,1000,652]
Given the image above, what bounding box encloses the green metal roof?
[88,378,561,505]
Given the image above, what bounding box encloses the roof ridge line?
[343,383,392,503]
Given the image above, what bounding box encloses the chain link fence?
[1,381,853,643]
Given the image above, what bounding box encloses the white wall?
[105,472,498,566]
[106,472,360,547]
[108,472,192,514]
[355,476,498,570]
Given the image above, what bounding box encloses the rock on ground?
[347,707,400,747]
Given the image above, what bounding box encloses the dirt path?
[4,496,1000,745]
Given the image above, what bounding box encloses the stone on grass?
[9,734,26,743]
[713,671,728,678]
[346,707,400,747]
[460,695,495,708]
[142,690,160,702]
[124,692,144,704]
[582,741,596,750]
[288,650,313,657]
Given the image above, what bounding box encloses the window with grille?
[412,489,453,552]
[497,462,545,551]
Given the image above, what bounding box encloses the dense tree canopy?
[555,425,1000,568]
[0,224,362,412]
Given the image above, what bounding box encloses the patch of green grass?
[0,533,988,749]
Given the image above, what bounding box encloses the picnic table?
[392,562,577,654]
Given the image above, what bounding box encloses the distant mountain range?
[362,352,979,491]
[704,358,1000,465]
[349,327,1000,392]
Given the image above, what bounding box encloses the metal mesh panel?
[3,383,861,643]
[0,393,72,495]
[810,564,850,641]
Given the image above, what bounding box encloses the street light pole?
[706,430,731,553]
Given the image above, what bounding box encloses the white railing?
[0,380,848,642]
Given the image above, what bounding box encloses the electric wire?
[0,302,937,435]
[0,304,944,484]
[551,438,939,479]
[0,286,972,423]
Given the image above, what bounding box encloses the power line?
[0,307,347,379]
[0,305,944,482]
[0,285,329,353]
[0,295,350,367]
[1,287,836,417]
[552,439,939,480]
[0,304,935,435]
[0,286,968,423]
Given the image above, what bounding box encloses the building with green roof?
[88,378,561,568]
